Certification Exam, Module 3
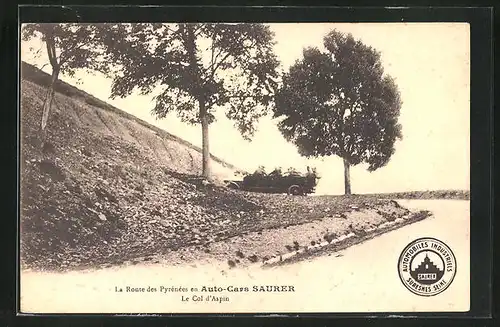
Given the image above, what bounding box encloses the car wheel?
[227,182,240,189]
[288,185,303,196]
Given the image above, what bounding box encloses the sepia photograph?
[19,21,470,313]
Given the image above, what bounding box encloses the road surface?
[20,200,470,314]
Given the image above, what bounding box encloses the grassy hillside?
[20,66,397,271]
[20,62,242,177]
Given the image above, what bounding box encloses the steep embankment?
[20,63,253,270]
[20,62,239,179]
[20,63,430,271]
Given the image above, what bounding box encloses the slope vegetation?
[21,62,239,178]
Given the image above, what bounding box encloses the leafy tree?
[94,23,280,179]
[274,30,402,195]
[21,23,107,132]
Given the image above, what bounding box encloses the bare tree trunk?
[200,100,211,179]
[343,158,351,195]
[41,26,59,133]
[182,23,211,180]
[41,68,59,131]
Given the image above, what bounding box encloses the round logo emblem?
[397,237,457,296]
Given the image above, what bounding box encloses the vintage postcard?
[19,22,470,313]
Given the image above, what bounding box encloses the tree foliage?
[22,24,108,78]
[22,23,108,131]
[92,23,280,178]
[274,29,403,175]
[97,24,280,133]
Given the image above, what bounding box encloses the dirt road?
[20,200,469,314]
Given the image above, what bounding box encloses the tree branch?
[59,42,87,65]
[201,46,223,77]
[159,25,182,46]
[205,39,258,78]
[193,24,204,38]
[164,25,177,34]
[182,24,204,105]
[210,30,215,76]
[34,42,45,56]
[45,36,59,69]
[209,52,232,78]
[39,63,49,71]
[225,94,271,99]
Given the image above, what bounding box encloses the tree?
[274,29,402,195]
[21,23,107,133]
[95,23,280,179]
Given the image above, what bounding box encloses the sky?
[20,23,470,195]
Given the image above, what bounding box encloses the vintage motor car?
[224,168,319,195]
